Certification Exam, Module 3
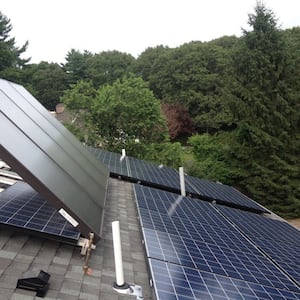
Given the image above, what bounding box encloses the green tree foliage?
[63,49,93,84]
[139,42,235,133]
[23,62,68,110]
[63,49,135,88]
[228,3,300,217]
[62,75,182,165]
[142,142,183,169]
[188,133,237,184]
[88,75,168,152]
[61,80,97,143]
[133,45,170,82]
[0,11,29,79]
[85,51,135,88]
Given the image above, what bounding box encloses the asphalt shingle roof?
[0,178,152,300]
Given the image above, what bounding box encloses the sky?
[1,0,300,64]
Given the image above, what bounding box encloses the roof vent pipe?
[179,167,186,197]
[120,149,126,162]
[112,221,143,299]
[112,221,126,288]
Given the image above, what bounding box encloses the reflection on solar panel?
[134,185,300,299]
[0,182,80,243]
[219,206,300,285]
[87,147,129,177]
[185,175,267,213]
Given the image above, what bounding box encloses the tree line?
[0,3,299,218]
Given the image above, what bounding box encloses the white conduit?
[112,221,125,287]
[179,167,186,197]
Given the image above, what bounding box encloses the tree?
[0,11,29,79]
[143,42,235,133]
[89,75,168,153]
[228,2,300,217]
[187,133,237,184]
[85,50,135,88]
[61,80,97,143]
[161,103,195,141]
[63,49,93,84]
[23,62,69,110]
[133,45,170,82]
[62,75,174,159]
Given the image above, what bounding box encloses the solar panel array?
[134,185,300,299]
[0,182,80,243]
[219,206,300,285]
[89,147,267,213]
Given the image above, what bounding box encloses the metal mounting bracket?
[77,236,96,255]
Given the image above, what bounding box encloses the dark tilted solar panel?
[87,147,129,177]
[149,259,300,300]
[0,79,109,241]
[127,156,181,192]
[134,185,300,298]
[218,206,300,285]
[0,182,80,243]
[185,175,267,213]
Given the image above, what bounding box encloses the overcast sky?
[1,0,300,64]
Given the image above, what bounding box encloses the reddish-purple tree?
[161,103,195,141]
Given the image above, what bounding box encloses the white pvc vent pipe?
[179,167,186,197]
[112,221,125,287]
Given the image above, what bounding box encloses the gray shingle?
[0,178,152,299]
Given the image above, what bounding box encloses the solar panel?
[185,175,267,213]
[134,185,300,298]
[87,147,130,177]
[149,259,300,300]
[218,206,300,285]
[134,184,233,230]
[89,147,183,192]
[127,156,181,192]
[218,206,300,245]
[88,145,268,214]
[143,228,298,291]
[0,182,80,243]
[0,78,109,241]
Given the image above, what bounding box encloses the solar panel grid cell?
[185,175,266,213]
[134,184,233,230]
[218,206,300,287]
[143,227,298,292]
[150,259,300,300]
[0,182,80,242]
[218,206,300,245]
[128,157,181,191]
[139,208,262,256]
